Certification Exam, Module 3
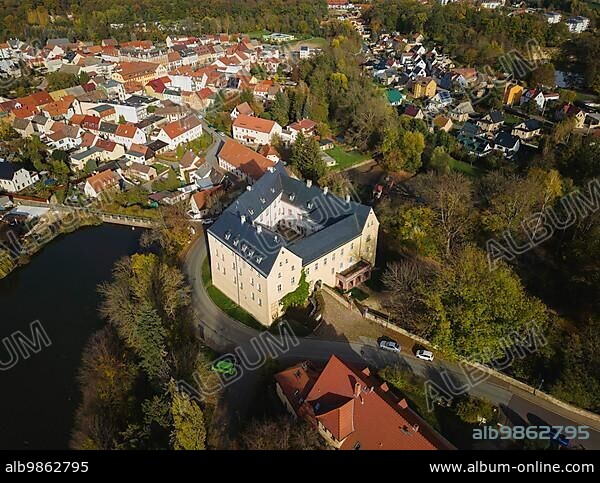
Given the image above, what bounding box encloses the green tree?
[170,384,206,450]
[421,246,547,361]
[290,133,326,181]
[270,91,290,126]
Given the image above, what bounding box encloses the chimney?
[345,194,351,203]
[398,398,408,409]
[240,215,246,224]
[354,382,361,398]
[306,179,312,188]
[267,166,275,173]
[256,225,262,234]
[323,186,328,195]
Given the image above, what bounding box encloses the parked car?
[415,349,434,362]
[378,338,401,353]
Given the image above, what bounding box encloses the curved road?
[185,226,600,449]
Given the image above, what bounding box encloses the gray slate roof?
[208,163,372,276]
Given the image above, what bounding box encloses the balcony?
[335,260,372,292]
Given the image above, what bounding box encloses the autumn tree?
[170,383,207,450]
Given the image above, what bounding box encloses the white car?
[379,339,401,353]
[416,349,434,362]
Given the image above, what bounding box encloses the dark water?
[0,224,142,450]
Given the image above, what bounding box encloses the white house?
[232,114,282,145]
[0,161,39,193]
[156,114,203,150]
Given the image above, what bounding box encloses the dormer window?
[307,201,313,209]
[256,256,263,264]
[224,231,231,240]
[289,193,295,201]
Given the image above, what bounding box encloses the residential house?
[83,170,120,198]
[189,186,222,217]
[258,144,281,163]
[494,132,520,158]
[402,104,424,120]
[230,102,255,120]
[511,119,541,140]
[217,139,275,183]
[503,83,523,106]
[0,161,39,193]
[179,150,205,180]
[477,110,504,133]
[286,119,318,142]
[232,114,282,145]
[412,76,436,99]
[432,115,453,133]
[156,114,203,150]
[555,104,586,129]
[126,162,157,182]
[275,355,454,450]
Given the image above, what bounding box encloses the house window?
[258,298,262,306]
[250,277,254,286]
[351,242,354,250]
[257,283,261,292]
[324,258,327,265]
[240,282,243,289]
[278,272,282,279]
[291,266,295,271]
[367,235,372,242]
[291,277,295,284]
[217,263,220,271]
[315,263,319,270]
[332,253,336,261]
[341,248,344,255]
[306,268,310,275]
[251,292,255,301]
[277,284,282,292]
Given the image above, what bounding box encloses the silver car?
[379,339,401,353]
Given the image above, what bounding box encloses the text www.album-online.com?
[429,462,594,473]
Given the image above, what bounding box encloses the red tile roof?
[233,114,278,134]
[115,123,139,139]
[160,114,202,140]
[86,170,118,194]
[217,139,275,180]
[276,356,454,450]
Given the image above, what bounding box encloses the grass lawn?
[289,37,328,50]
[202,258,264,330]
[449,158,481,177]
[152,163,170,175]
[325,146,370,170]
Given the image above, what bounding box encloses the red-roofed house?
[286,118,317,141]
[230,102,255,120]
[113,123,147,148]
[232,114,282,145]
[217,139,275,183]
[84,170,120,198]
[275,355,455,450]
[156,114,203,149]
